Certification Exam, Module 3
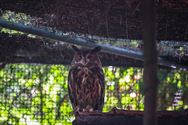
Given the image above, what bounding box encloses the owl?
[68,45,105,115]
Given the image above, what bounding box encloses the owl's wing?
[100,68,105,110]
[68,67,77,109]
[95,67,105,111]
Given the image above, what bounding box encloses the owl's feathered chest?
[69,65,104,96]
[72,66,98,85]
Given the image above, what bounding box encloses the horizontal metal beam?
[0,18,187,69]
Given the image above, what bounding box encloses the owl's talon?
[86,105,94,112]
[83,108,86,112]
[89,108,94,112]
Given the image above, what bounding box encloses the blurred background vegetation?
[0,64,188,125]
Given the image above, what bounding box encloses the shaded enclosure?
[0,0,188,125]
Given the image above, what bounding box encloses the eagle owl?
[68,45,105,114]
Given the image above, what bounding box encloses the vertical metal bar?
[142,0,158,125]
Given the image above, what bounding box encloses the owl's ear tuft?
[72,45,80,52]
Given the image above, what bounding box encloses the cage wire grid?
[0,64,187,125]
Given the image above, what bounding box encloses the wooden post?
[142,0,158,125]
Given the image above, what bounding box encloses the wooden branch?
[77,110,187,117]
[73,110,188,125]
[0,19,187,69]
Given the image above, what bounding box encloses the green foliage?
[158,69,188,110]
[0,64,71,125]
[0,64,188,125]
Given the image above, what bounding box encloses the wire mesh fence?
[0,64,187,125]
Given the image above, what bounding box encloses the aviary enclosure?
[0,0,188,125]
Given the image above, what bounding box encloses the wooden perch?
[73,110,188,125]
[0,18,188,69]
